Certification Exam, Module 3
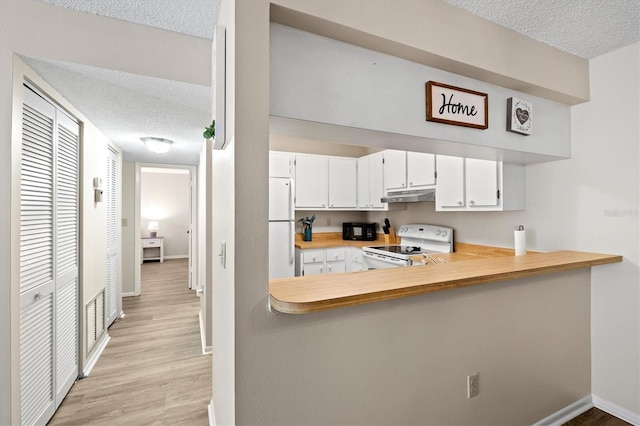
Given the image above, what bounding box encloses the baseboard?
[81,334,111,377]
[122,291,137,298]
[533,395,593,426]
[199,311,212,355]
[208,400,215,426]
[593,394,640,425]
[164,255,188,260]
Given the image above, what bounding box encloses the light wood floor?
[49,259,211,425]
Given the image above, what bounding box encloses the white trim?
[593,394,640,425]
[208,399,215,426]
[532,395,593,426]
[121,292,137,298]
[81,334,110,378]
[199,311,212,355]
[164,254,189,260]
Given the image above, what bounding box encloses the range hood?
[381,189,435,203]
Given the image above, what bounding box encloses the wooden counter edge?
[269,251,622,315]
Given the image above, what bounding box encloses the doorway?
[133,164,197,295]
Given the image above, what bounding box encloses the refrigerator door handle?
[289,221,294,265]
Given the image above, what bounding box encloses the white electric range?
[362,224,454,269]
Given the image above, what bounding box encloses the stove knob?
[441,230,448,237]
[435,230,441,236]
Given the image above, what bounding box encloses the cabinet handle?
[322,203,326,207]
[458,201,463,206]
[328,265,332,272]
[312,256,316,261]
[321,267,324,273]
[469,200,475,206]
[330,203,334,207]
[34,292,42,302]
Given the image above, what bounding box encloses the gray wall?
[216,2,639,425]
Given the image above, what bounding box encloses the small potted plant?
[298,215,316,241]
[203,120,215,139]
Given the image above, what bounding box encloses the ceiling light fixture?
[141,137,173,154]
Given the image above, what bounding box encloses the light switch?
[219,241,226,268]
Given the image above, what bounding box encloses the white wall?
[222,1,638,425]
[0,2,211,421]
[121,161,136,295]
[367,43,640,417]
[271,23,572,163]
[140,170,191,258]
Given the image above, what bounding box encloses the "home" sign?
[426,81,488,130]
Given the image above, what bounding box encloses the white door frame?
[134,162,197,295]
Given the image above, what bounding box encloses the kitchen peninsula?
[270,239,621,314]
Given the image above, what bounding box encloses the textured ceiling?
[23,57,210,165]
[40,0,220,39]
[31,0,640,165]
[442,0,640,59]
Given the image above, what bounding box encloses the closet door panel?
[20,99,55,297]
[20,292,55,426]
[54,113,79,405]
[106,149,119,326]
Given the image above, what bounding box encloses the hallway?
[49,259,211,425]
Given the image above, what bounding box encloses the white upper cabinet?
[269,151,292,178]
[328,158,357,208]
[435,155,465,208]
[465,158,498,207]
[383,150,407,192]
[295,154,328,209]
[407,152,436,188]
[436,155,525,211]
[384,150,436,193]
[357,152,385,210]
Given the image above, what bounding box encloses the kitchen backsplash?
[295,210,368,234]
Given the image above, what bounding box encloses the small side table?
[141,237,164,263]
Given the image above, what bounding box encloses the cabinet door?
[435,155,465,209]
[466,158,499,207]
[303,262,325,276]
[356,156,370,209]
[326,261,346,274]
[295,155,328,208]
[383,150,407,191]
[368,152,385,209]
[269,152,291,178]
[407,152,435,188]
[328,157,357,208]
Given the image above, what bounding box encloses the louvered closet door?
[20,86,80,426]
[105,148,119,326]
[54,111,79,404]
[20,87,56,426]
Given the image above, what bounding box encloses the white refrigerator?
[269,177,295,278]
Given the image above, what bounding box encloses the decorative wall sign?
[506,97,532,135]
[426,81,488,130]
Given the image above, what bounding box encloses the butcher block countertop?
[270,243,622,314]
[294,232,386,249]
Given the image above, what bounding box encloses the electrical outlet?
[467,373,479,398]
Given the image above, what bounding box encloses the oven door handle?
[362,252,409,267]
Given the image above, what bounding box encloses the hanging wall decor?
[506,97,533,135]
[426,81,488,129]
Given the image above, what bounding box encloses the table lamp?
[148,221,159,238]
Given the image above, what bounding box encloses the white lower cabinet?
[347,247,368,272]
[435,155,525,211]
[296,247,354,276]
[325,247,347,274]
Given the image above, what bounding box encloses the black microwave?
[342,222,377,241]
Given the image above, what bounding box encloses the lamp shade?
[141,137,173,154]
[148,221,159,238]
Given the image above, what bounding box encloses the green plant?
[297,215,316,230]
[203,120,215,139]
